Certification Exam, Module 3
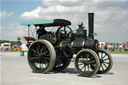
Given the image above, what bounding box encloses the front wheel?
[74,49,100,77]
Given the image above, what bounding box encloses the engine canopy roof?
[21,19,71,27]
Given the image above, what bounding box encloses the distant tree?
[0,40,22,46]
[17,37,22,46]
[17,37,21,41]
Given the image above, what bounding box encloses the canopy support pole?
[27,25,30,44]
[35,26,38,40]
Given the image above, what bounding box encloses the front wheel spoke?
[99,64,101,70]
[101,52,103,58]
[103,58,109,61]
[101,64,104,71]
[102,54,107,60]
[87,65,90,71]
[104,62,109,64]
[103,63,107,68]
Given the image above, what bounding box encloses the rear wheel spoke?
[80,65,85,70]
[31,57,38,60]
[39,63,42,68]
[44,54,50,56]
[79,63,84,66]
[41,51,48,55]
[37,44,41,51]
[35,47,40,53]
[84,66,86,71]
[88,60,95,64]
[43,57,50,60]
[32,49,38,54]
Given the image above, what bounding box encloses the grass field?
[110,50,128,54]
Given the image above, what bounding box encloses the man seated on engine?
[36,25,47,39]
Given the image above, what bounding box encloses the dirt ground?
[1,52,128,85]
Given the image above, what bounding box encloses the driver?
[36,25,47,39]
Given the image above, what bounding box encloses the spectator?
[104,45,108,50]
[119,45,123,52]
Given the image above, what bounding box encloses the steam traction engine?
[21,13,113,77]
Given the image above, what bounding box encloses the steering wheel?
[56,26,73,40]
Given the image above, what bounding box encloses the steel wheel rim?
[75,52,97,77]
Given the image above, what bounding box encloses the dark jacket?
[36,29,47,39]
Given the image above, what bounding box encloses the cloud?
[1,24,28,40]
[42,0,128,7]
[20,0,128,21]
[0,11,13,19]
[42,0,83,6]
[19,0,128,42]
[20,5,91,21]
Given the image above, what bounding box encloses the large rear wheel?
[74,49,100,77]
[28,40,56,73]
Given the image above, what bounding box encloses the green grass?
[110,50,128,54]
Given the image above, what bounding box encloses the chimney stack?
[88,13,94,39]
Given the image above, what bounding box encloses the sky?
[0,0,128,42]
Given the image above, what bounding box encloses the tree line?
[0,40,22,46]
